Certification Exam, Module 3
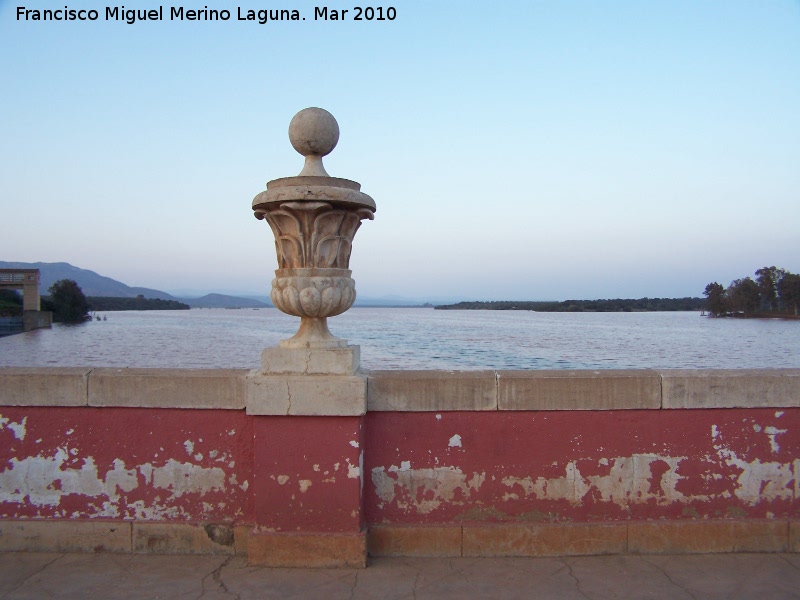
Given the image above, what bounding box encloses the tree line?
[704,266,800,317]
[436,297,705,312]
[87,296,189,311]
[38,279,190,323]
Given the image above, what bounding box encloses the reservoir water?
[0,308,797,371]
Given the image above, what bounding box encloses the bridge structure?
[0,269,52,332]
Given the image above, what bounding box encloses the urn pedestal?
[270,268,355,349]
[246,107,376,414]
[244,109,375,566]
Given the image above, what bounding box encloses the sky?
[1,1,799,301]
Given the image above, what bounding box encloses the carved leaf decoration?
[337,239,353,268]
[312,211,348,268]
[262,204,375,269]
[268,210,305,268]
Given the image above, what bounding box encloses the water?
[0,308,797,370]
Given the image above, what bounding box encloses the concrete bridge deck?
[1,551,799,599]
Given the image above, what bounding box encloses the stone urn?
[252,108,376,349]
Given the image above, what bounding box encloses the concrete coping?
[0,367,249,410]
[0,367,798,411]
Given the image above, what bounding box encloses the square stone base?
[246,371,367,415]
[261,346,360,375]
[247,531,366,568]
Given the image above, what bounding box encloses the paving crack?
[779,554,800,572]
[3,553,65,597]
[348,570,359,600]
[642,557,697,599]
[561,559,592,600]
[197,556,238,599]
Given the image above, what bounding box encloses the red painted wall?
[3,407,797,530]
[0,407,254,523]
[364,410,800,525]
[252,416,364,532]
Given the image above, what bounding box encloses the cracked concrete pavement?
[1,552,799,599]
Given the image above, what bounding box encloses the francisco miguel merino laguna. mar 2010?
[16,5,397,24]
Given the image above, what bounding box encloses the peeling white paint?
[277,475,290,485]
[0,445,229,519]
[775,411,784,418]
[448,434,462,448]
[359,450,364,493]
[764,427,787,453]
[299,479,312,493]
[349,440,359,448]
[714,442,794,505]
[0,416,27,441]
[183,440,194,456]
[711,425,720,439]
[388,461,411,473]
[502,454,695,508]
[148,459,225,499]
[346,458,360,480]
[435,414,442,420]
[371,463,486,514]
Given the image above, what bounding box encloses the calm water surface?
[0,308,797,370]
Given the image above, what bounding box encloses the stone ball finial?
[289,108,339,177]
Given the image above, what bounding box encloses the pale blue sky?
[2,1,799,300]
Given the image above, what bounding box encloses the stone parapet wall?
[1,367,798,566]
[2,367,798,411]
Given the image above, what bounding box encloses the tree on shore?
[727,277,760,314]
[704,266,799,317]
[778,273,800,316]
[755,266,784,312]
[46,279,90,323]
[703,283,725,317]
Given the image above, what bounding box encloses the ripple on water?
[0,308,798,370]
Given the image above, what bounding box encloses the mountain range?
[0,262,269,308]
[0,262,437,308]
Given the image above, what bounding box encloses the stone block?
[790,521,800,553]
[132,522,236,555]
[88,368,247,409]
[0,367,89,407]
[367,525,462,557]
[0,519,131,553]
[246,371,366,415]
[261,346,360,375]
[661,369,800,409]
[247,531,366,568]
[367,370,497,411]
[462,523,627,557]
[498,370,660,411]
[628,520,787,554]
[234,525,251,557]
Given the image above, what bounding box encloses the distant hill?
[0,262,269,308]
[185,294,269,308]
[0,261,177,300]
